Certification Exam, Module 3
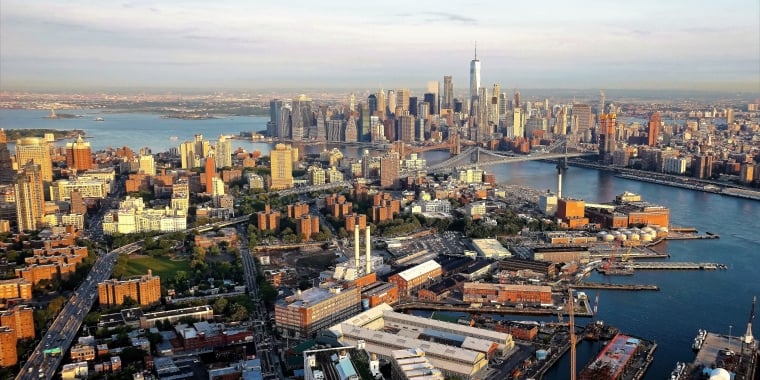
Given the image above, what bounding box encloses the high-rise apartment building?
[205,156,216,192]
[571,104,593,139]
[0,327,16,367]
[138,155,155,176]
[0,305,35,340]
[256,204,280,232]
[469,44,481,104]
[380,151,401,189]
[270,144,294,190]
[15,137,52,183]
[97,270,161,306]
[15,162,45,231]
[376,89,386,119]
[65,135,93,172]
[179,140,196,169]
[215,135,232,168]
[442,76,453,110]
[648,112,661,146]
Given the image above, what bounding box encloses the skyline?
[1,0,759,92]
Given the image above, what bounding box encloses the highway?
[17,242,142,380]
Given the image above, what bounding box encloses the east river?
[2,110,759,378]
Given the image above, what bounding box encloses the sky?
[1,0,759,92]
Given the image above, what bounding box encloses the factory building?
[274,285,360,338]
[462,283,553,305]
[388,260,442,297]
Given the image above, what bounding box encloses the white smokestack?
[365,225,371,274]
[558,171,563,199]
[354,225,360,269]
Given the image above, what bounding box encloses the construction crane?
[569,287,576,380]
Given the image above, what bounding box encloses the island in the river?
[4,129,86,141]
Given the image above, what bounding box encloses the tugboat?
[692,329,707,351]
[670,362,686,380]
[93,117,105,122]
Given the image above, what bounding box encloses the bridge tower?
[449,130,461,155]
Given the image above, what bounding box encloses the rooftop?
[396,260,441,281]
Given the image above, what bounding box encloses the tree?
[122,296,138,308]
[230,303,248,321]
[213,298,229,314]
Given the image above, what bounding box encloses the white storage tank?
[604,234,615,242]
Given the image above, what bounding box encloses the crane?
[569,287,576,380]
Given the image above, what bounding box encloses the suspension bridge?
[426,139,597,171]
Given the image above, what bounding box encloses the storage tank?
[641,234,653,242]
[642,226,654,233]
[658,226,669,233]
[597,231,608,240]
[603,234,615,242]
[616,234,627,241]
[630,233,640,241]
[536,349,549,360]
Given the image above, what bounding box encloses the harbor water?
[2,110,759,378]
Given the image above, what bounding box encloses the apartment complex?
[98,270,161,307]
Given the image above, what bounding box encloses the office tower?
[360,103,371,142]
[270,144,294,190]
[205,156,215,192]
[726,108,735,124]
[269,99,284,137]
[513,108,524,138]
[368,94,378,116]
[427,81,439,113]
[15,137,52,183]
[138,155,155,176]
[380,151,401,189]
[418,102,430,122]
[0,129,14,185]
[514,90,521,109]
[408,97,418,117]
[423,92,437,115]
[571,104,593,139]
[554,107,568,135]
[344,115,358,143]
[387,90,396,116]
[490,84,501,124]
[349,93,356,112]
[376,89,386,119]
[442,76,453,109]
[598,113,616,164]
[316,106,327,140]
[397,115,415,143]
[65,135,93,172]
[327,120,343,142]
[598,90,606,116]
[396,89,410,112]
[215,135,232,168]
[15,162,45,231]
[469,43,481,103]
[291,95,312,141]
[648,112,661,146]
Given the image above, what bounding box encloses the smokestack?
[354,225,360,269]
[558,171,563,199]
[365,226,372,274]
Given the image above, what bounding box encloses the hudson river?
[2,110,758,378]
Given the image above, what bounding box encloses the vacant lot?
[124,255,191,279]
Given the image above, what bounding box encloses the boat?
[692,329,707,351]
[670,361,686,380]
[93,117,104,122]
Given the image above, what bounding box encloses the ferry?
[93,117,104,122]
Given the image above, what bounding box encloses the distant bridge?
[427,139,597,171]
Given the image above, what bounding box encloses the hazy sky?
[1,0,759,92]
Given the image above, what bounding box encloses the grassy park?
[123,255,191,280]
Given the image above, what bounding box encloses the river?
[2,110,758,378]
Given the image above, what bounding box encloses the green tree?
[213,298,229,314]
[230,303,248,321]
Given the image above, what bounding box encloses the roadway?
[237,226,284,379]
[17,242,142,380]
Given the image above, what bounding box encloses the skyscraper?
[423,93,437,116]
[368,94,378,116]
[215,135,232,168]
[138,155,155,176]
[291,95,312,141]
[270,144,294,190]
[396,89,410,112]
[387,90,396,116]
[376,90,386,119]
[15,137,52,183]
[398,115,415,143]
[0,129,14,185]
[442,76,453,110]
[179,140,196,169]
[65,135,93,172]
[469,43,481,103]
[15,162,45,231]
[269,99,283,137]
[598,113,616,164]
[648,112,661,147]
[571,104,593,140]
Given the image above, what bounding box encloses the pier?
[570,282,660,291]
[630,262,726,270]
[666,231,720,240]
[394,301,593,317]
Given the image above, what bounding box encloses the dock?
[570,282,660,291]
[685,331,759,379]
[394,301,593,317]
[629,262,727,270]
[666,231,720,240]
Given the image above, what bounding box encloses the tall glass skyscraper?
[469,43,481,103]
